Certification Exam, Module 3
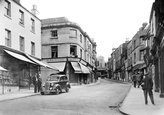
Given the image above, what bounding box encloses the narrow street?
[0,79,131,115]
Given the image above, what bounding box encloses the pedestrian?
[132,72,137,88]
[141,65,155,105]
[38,74,42,92]
[136,72,141,88]
[33,73,38,93]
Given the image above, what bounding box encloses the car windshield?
[47,75,59,81]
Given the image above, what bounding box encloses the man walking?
[141,65,155,105]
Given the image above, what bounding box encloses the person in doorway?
[141,65,155,105]
[33,73,38,93]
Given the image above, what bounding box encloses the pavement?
[1,79,164,115]
[119,85,164,115]
[0,80,101,102]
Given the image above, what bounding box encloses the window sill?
[19,23,25,28]
[30,30,35,34]
[4,14,11,20]
[50,37,58,39]
[69,36,77,39]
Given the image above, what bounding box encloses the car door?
[59,76,65,89]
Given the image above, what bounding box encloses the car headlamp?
[50,83,54,86]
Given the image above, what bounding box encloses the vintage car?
[40,74,71,95]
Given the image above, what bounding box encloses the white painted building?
[0,0,54,94]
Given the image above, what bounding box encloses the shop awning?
[26,54,58,70]
[4,50,35,64]
[0,66,7,71]
[49,62,66,72]
[133,63,145,71]
[79,63,90,74]
[71,62,82,73]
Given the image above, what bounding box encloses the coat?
[141,76,153,90]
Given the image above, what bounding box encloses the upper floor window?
[31,18,35,32]
[134,40,136,49]
[19,10,24,25]
[20,36,25,52]
[31,42,35,56]
[5,0,11,17]
[80,34,82,43]
[140,50,144,61]
[51,46,58,58]
[51,30,58,38]
[70,29,77,38]
[5,29,11,47]
[80,49,82,58]
[70,45,77,57]
[140,38,145,45]
[134,53,136,64]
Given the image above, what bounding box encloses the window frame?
[51,46,58,58]
[51,30,58,38]
[31,18,35,33]
[70,45,77,57]
[4,0,11,17]
[5,29,11,47]
[20,36,25,52]
[69,29,77,38]
[31,42,35,56]
[19,10,24,25]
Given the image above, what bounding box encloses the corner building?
[41,17,97,85]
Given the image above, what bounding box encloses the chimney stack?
[31,5,38,16]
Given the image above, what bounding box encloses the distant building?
[96,56,107,78]
[41,17,97,85]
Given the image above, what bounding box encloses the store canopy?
[49,62,66,72]
[26,54,58,70]
[79,63,90,74]
[0,66,7,71]
[71,62,82,73]
[4,50,35,64]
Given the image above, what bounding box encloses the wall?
[0,0,41,58]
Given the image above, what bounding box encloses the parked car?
[40,74,71,95]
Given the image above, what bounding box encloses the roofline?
[12,0,41,21]
[41,20,94,44]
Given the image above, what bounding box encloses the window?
[134,40,136,49]
[31,18,35,32]
[31,42,35,56]
[80,49,82,58]
[140,50,144,61]
[5,29,11,47]
[80,34,82,43]
[134,53,136,64]
[51,30,58,38]
[70,29,77,38]
[70,45,77,57]
[140,38,145,44]
[5,0,11,17]
[19,10,24,25]
[20,36,25,52]
[51,46,58,58]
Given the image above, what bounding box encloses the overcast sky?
[21,0,154,61]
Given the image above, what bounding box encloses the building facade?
[0,0,49,94]
[41,17,97,85]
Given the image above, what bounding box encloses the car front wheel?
[65,86,69,92]
[55,87,60,95]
